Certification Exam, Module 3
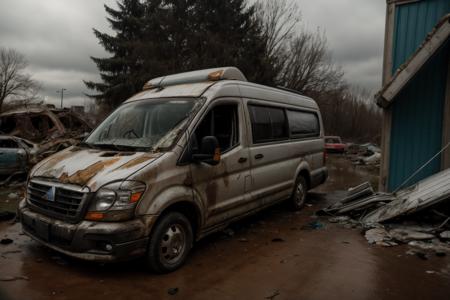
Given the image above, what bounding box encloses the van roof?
[235,81,318,110]
[127,82,216,102]
[126,67,318,110]
[127,80,318,110]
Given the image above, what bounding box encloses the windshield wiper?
[92,143,151,152]
[79,142,122,151]
[91,143,122,151]
[117,144,153,152]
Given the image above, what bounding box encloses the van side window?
[248,105,288,144]
[194,104,239,153]
[287,110,320,138]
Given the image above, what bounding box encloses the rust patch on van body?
[58,158,121,186]
[117,154,158,170]
[220,162,230,187]
[183,174,193,187]
[205,181,218,207]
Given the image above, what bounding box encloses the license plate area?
[23,214,50,242]
[35,219,50,242]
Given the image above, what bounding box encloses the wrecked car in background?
[18,67,328,273]
[325,136,346,153]
[346,142,381,166]
[0,134,83,185]
[0,135,39,181]
[0,107,92,142]
[0,107,93,181]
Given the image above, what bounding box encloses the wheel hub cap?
[160,224,186,264]
[295,183,305,205]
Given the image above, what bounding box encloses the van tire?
[290,176,307,210]
[146,212,193,273]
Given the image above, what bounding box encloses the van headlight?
[86,181,146,222]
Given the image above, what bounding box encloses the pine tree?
[84,0,147,108]
[86,0,277,109]
[185,0,276,84]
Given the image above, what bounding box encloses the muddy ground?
[0,155,449,300]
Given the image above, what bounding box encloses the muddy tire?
[146,212,193,273]
[290,176,307,210]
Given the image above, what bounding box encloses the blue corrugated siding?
[387,0,450,192]
[392,0,450,72]
[388,43,449,191]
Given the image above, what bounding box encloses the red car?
[325,136,346,153]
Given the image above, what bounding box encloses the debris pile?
[346,143,381,166]
[0,107,93,185]
[0,107,92,142]
[319,169,450,252]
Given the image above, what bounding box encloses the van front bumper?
[19,206,157,262]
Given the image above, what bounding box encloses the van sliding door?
[246,102,295,205]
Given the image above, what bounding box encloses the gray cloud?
[0,0,116,107]
[0,0,385,108]
[296,0,385,91]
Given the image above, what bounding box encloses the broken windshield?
[85,99,198,151]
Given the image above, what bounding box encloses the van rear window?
[248,105,288,143]
[287,110,320,138]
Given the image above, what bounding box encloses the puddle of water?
[314,155,379,193]
[0,186,24,213]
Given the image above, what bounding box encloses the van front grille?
[27,180,88,222]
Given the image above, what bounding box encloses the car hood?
[31,146,162,191]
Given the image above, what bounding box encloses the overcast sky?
[0,0,385,108]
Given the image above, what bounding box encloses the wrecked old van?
[18,67,328,273]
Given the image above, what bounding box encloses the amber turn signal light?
[85,212,105,221]
[208,70,224,81]
[130,192,144,203]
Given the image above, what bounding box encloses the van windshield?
[85,99,197,151]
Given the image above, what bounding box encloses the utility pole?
[56,88,67,109]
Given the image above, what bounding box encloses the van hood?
[31,146,162,191]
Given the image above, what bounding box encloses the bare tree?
[278,30,344,95]
[254,0,300,71]
[0,48,39,112]
[255,1,344,95]
[315,87,382,143]
[255,0,381,143]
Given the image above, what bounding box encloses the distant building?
[377,0,449,192]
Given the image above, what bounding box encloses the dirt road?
[1,156,449,300]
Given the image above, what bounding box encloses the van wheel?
[290,176,307,210]
[146,212,193,273]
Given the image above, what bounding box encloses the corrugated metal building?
[377,0,450,192]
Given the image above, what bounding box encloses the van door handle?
[238,157,248,163]
[254,154,264,160]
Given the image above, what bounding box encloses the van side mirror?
[192,136,221,166]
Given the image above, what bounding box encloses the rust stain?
[116,154,157,170]
[221,162,230,187]
[183,174,193,187]
[70,146,81,152]
[58,158,121,186]
[205,181,218,207]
